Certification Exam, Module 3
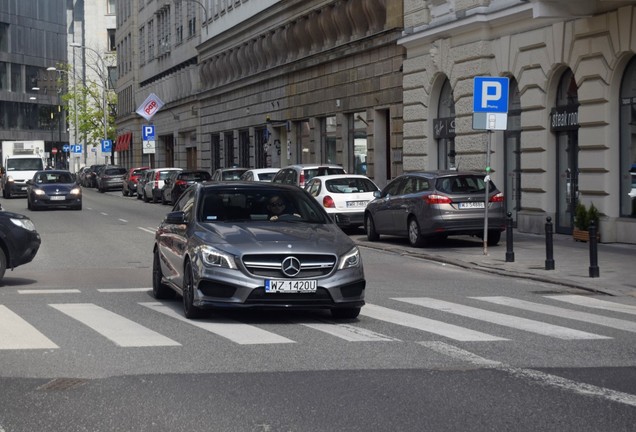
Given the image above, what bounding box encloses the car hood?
[196,222,355,256]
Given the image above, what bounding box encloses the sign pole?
[483,131,492,255]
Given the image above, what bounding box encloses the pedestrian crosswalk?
[1,295,635,351]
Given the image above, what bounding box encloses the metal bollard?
[545,217,555,270]
[588,220,600,278]
[505,212,514,262]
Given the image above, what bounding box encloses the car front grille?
[242,254,337,278]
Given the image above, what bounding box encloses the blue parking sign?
[473,77,509,113]
[101,139,112,152]
[142,125,155,140]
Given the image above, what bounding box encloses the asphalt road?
[0,188,635,431]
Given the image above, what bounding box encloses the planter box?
[573,228,600,243]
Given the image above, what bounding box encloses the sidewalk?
[352,230,636,298]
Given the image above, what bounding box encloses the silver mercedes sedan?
[153,182,366,319]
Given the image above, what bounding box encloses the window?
[239,130,250,167]
[211,133,221,171]
[0,23,8,52]
[107,0,116,15]
[224,132,234,167]
[107,29,116,51]
[322,116,337,164]
[350,112,368,174]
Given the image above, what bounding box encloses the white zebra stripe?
[547,295,636,316]
[0,305,58,350]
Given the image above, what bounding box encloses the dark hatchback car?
[0,204,41,280]
[153,182,365,319]
[82,164,106,188]
[161,169,211,205]
[26,170,82,211]
[96,165,128,192]
[364,171,505,247]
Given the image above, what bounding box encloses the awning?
[115,132,132,152]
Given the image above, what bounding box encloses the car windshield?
[36,172,73,183]
[304,167,345,182]
[222,170,246,180]
[198,188,329,224]
[7,158,44,170]
[325,177,378,193]
[105,168,126,175]
[182,172,211,182]
[436,175,495,194]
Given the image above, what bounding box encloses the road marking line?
[138,227,155,234]
[100,212,108,216]
[397,298,610,340]
[361,303,507,342]
[98,288,152,293]
[118,218,128,223]
[0,305,58,350]
[547,295,636,316]
[474,296,636,333]
[50,303,180,347]
[300,321,399,342]
[18,289,81,294]
[419,341,636,408]
[140,301,295,345]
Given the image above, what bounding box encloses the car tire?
[161,193,167,205]
[152,191,158,203]
[27,198,31,210]
[365,214,380,242]
[487,230,501,246]
[183,260,203,319]
[152,249,175,299]
[0,247,6,281]
[137,190,143,200]
[143,191,150,203]
[408,217,427,247]
[331,307,361,319]
[123,188,129,197]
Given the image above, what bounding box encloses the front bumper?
[31,196,81,209]
[6,182,29,196]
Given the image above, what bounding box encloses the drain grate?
[37,378,88,391]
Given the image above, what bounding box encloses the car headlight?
[6,176,14,183]
[11,217,37,232]
[69,187,81,195]
[338,247,361,270]
[34,189,46,196]
[198,245,237,269]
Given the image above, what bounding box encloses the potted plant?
[573,202,600,242]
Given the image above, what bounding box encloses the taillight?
[154,172,160,188]
[425,194,452,205]
[490,192,504,203]
[299,171,305,187]
[323,196,335,208]
[176,179,187,186]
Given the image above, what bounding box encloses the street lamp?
[70,42,109,164]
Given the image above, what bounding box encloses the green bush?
[574,202,600,230]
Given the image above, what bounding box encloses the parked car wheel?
[152,249,175,299]
[365,214,379,242]
[487,230,501,246]
[152,191,159,203]
[161,192,168,206]
[331,307,361,319]
[143,191,150,203]
[0,248,7,280]
[183,260,203,319]
[408,217,426,247]
[123,188,129,197]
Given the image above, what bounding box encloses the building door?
[552,70,579,234]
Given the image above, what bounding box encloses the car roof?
[34,169,71,175]
[196,181,303,192]
[308,174,373,181]
[281,164,344,169]
[246,168,280,173]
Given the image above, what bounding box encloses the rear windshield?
[181,172,211,182]
[132,169,147,175]
[222,170,247,180]
[304,167,346,182]
[325,177,378,193]
[159,170,179,180]
[105,168,126,175]
[435,175,497,194]
[256,172,277,181]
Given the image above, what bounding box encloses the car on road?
[122,166,150,196]
[82,164,105,188]
[26,170,82,211]
[0,204,40,280]
[305,174,379,229]
[96,165,127,192]
[160,169,211,205]
[142,167,182,203]
[152,182,366,319]
[364,171,505,247]
[211,167,249,181]
[271,164,346,188]
[240,168,280,182]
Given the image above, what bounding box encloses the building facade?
[114,0,404,189]
[401,0,636,243]
[0,0,68,167]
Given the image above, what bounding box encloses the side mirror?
[373,190,381,198]
[26,179,33,186]
[165,211,186,225]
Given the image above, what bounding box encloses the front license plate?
[21,187,27,191]
[50,196,65,201]
[265,279,317,293]
[346,200,368,208]
[458,201,485,209]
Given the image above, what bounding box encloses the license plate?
[458,201,485,209]
[265,279,317,293]
[21,187,27,191]
[50,196,65,201]
[346,200,368,208]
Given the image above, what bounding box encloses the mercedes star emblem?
[281,256,301,277]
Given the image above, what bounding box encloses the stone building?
[400,0,636,243]
[114,0,404,189]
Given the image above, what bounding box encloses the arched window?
[619,57,636,217]
[433,79,456,169]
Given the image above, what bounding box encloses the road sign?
[473,76,509,131]
[52,147,58,154]
[142,125,155,140]
[101,139,112,153]
[63,144,70,153]
[72,144,83,154]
